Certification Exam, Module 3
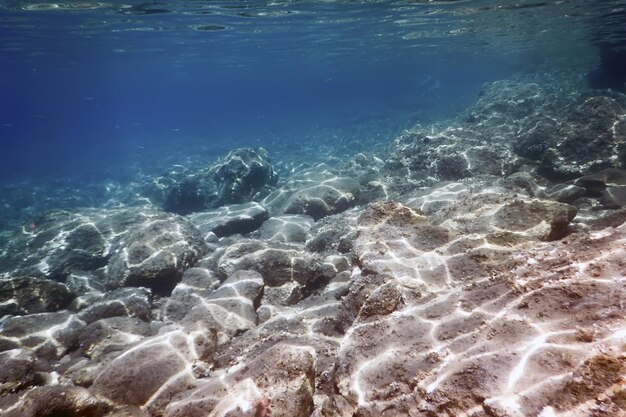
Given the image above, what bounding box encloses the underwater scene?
[1,0,626,416]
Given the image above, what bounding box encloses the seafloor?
[1,73,626,417]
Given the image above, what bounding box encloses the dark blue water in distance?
[0,0,624,181]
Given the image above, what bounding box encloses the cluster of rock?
[1,79,626,417]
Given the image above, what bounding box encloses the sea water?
[2,0,621,183]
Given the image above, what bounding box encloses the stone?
[181,270,264,343]
[574,168,626,196]
[0,277,74,316]
[305,209,359,254]
[546,183,586,203]
[283,177,361,220]
[77,287,152,324]
[257,214,315,243]
[1,385,112,417]
[601,184,626,208]
[187,202,268,239]
[92,328,217,412]
[164,148,278,215]
[0,208,171,284]
[0,211,109,281]
[513,115,560,160]
[212,147,278,206]
[492,199,577,241]
[163,344,316,417]
[211,239,333,291]
[0,349,43,395]
[539,97,626,178]
[77,316,156,362]
[384,129,521,192]
[0,311,85,361]
[163,267,221,322]
[105,215,208,295]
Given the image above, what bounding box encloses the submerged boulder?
[187,202,269,239]
[105,215,207,295]
[163,148,278,215]
[384,129,521,192]
[0,277,75,316]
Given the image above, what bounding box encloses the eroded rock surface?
[1,81,626,417]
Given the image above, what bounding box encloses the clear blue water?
[0,0,623,180]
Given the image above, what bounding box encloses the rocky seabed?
[0,78,625,417]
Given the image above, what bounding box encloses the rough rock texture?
[163,148,278,215]
[0,349,43,395]
[1,385,113,417]
[206,239,335,302]
[384,128,522,192]
[262,165,363,219]
[187,202,269,239]
[2,80,626,417]
[538,96,626,179]
[181,270,264,344]
[105,214,207,295]
[0,277,74,316]
[92,328,216,414]
[163,267,222,322]
[164,344,316,417]
[77,287,152,324]
[0,311,86,361]
[283,177,361,220]
[256,214,315,243]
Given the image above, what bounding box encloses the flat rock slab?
[163,344,316,417]
[0,311,86,361]
[187,202,269,238]
[92,328,217,413]
[257,214,314,243]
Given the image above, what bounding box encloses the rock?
[305,209,360,254]
[212,147,278,206]
[92,328,217,412]
[539,96,626,178]
[574,168,626,197]
[513,115,560,160]
[164,344,315,417]
[283,177,361,220]
[0,211,109,281]
[77,316,156,362]
[163,267,221,322]
[427,189,578,243]
[0,208,171,284]
[181,270,264,343]
[492,199,577,241]
[187,202,269,239]
[211,239,332,294]
[77,287,152,324]
[257,214,315,243]
[601,185,626,208]
[546,183,586,203]
[384,129,521,192]
[0,349,43,395]
[353,201,452,292]
[498,172,548,199]
[164,148,278,215]
[105,215,207,295]
[0,277,74,316]
[1,385,112,417]
[0,311,85,361]
[404,181,470,215]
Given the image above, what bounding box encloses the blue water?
[0,0,623,180]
